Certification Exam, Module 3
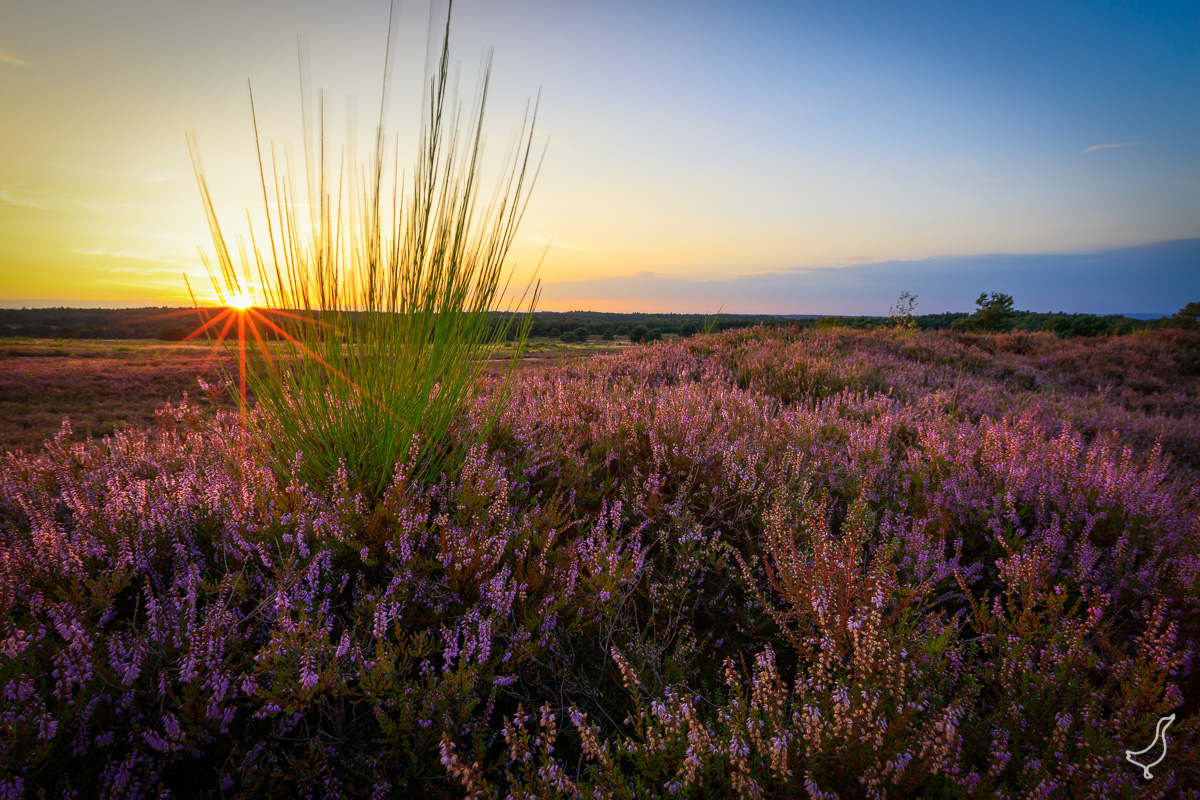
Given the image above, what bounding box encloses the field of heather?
[0,337,628,452]
[2,326,1198,797]
[0,340,235,452]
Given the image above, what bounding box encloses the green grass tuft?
[187,2,544,500]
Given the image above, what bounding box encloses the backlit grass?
[187,2,543,500]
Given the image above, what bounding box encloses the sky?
[1,0,1198,314]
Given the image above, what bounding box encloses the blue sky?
[1,0,1197,312]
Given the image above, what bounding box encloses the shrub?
[888,290,919,333]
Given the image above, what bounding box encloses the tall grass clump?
[188,1,543,499]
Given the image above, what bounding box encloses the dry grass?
[0,337,628,452]
[0,339,237,452]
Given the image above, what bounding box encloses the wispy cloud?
[1084,142,1139,153]
[0,185,138,215]
[66,246,196,270]
[0,48,30,66]
[792,256,873,271]
[0,188,47,209]
[522,234,588,252]
[67,248,152,260]
[35,160,178,183]
[66,245,196,273]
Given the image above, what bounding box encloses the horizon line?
[0,301,1172,319]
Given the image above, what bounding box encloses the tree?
[1171,301,1200,330]
[969,292,1016,333]
[678,320,697,338]
[628,325,649,344]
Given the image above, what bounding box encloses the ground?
[0,336,635,452]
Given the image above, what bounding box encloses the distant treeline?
[512,307,1194,340]
[0,307,207,341]
[814,310,1163,337]
[1,302,1197,341]
[0,308,781,342]
[0,308,787,342]
[515,311,785,342]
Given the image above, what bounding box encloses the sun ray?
[182,307,235,343]
[237,307,247,413]
[203,310,238,365]
[243,310,280,382]
[244,309,357,390]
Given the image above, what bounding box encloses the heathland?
[1,324,1197,797]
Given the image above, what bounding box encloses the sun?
[166,277,349,418]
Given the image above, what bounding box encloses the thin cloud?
[1084,142,1139,153]
[0,186,136,214]
[0,188,47,209]
[37,160,178,183]
[0,48,30,66]
[522,234,588,252]
[66,246,195,270]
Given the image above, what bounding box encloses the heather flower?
[0,326,1196,797]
